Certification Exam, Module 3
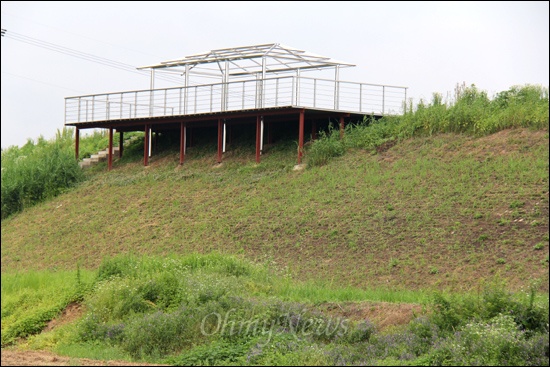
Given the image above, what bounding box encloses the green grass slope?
[1,128,548,292]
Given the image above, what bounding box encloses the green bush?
[427,314,545,366]
[1,128,84,219]
[430,281,549,335]
[306,124,346,166]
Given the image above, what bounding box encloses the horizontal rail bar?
[65,75,407,124]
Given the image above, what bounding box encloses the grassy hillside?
[1,83,548,366]
[2,127,548,292]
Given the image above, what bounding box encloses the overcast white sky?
[1,1,549,149]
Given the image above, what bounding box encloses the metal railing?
[64,76,407,124]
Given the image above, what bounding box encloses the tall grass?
[307,84,549,166]
[1,128,84,219]
[1,268,94,346]
[0,128,142,220]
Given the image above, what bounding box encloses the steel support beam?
[260,116,264,153]
[298,110,305,164]
[217,118,223,163]
[75,128,80,161]
[223,122,227,153]
[179,121,186,165]
[311,120,317,140]
[108,127,113,171]
[144,124,149,166]
[256,115,261,163]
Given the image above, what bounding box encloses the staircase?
[79,135,140,169]
[79,147,120,168]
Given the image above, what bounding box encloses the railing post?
[334,65,340,110]
[106,94,110,120]
[313,79,317,108]
[296,70,301,106]
[359,84,363,112]
[184,64,190,114]
[77,97,81,123]
[404,87,408,114]
[334,80,340,110]
[242,81,245,109]
[85,100,89,122]
[134,92,137,118]
[291,77,295,106]
[255,74,260,109]
[164,89,167,115]
[275,79,279,106]
[179,88,182,115]
[149,90,154,117]
[382,86,385,115]
[194,86,198,113]
[120,93,123,119]
[210,85,213,112]
[92,95,95,121]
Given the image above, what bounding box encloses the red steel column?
[75,127,80,161]
[144,124,149,166]
[311,120,317,140]
[217,119,223,163]
[339,116,345,139]
[298,110,305,164]
[119,131,124,158]
[256,115,261,163]
[108,127,113,171]
[179,121,186,165]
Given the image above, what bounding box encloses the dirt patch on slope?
[317,301,424,331]
[0,350,167,366]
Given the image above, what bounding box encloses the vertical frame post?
[298,110,304,164]
[179,121,186,165]
[223,121,227,153]
[217,118,223,163]
[256,115,261,163]
[75,127,80,161]
[144,124,149,166]
[108,127,113,171]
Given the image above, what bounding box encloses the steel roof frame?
[138,43,355,79]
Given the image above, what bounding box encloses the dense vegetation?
[2,254,548,365]
[0,128,128,220]
[308,83,548,166]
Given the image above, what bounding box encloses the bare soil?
[0,350,166,366]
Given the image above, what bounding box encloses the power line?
[0,9,159,58]
[1,71,85,93]
[2,29,255,104]
[3,30,185,85]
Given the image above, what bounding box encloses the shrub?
[1,128,84,219]
[306,124,345,166]
[305,84,549,166]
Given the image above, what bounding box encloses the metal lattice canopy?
[138,43,355,80]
